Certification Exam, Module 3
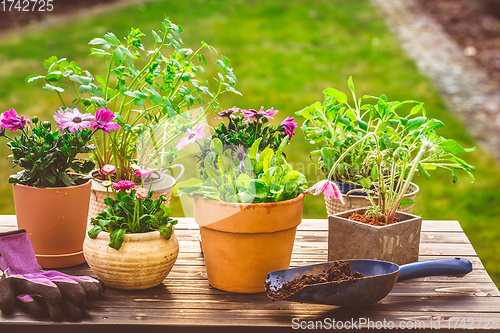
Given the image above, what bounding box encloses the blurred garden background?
[0,0,499,286]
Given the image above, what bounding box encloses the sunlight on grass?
[0,0,499,286]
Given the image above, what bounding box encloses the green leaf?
[88,225,102,239]
[89,38,108,46]
[410,103,423,115]
[360,178,372,189]
[357,119,368,132]
[159,223,174,239]
[211,138,223,155]
[113,48,125,66]
[108,228,126,250]
[405,116,427,131]
[249,137,263,159]
[275,136,288,160]
[25,75,45,83]
[323,87,347,103]
[399,198,415,208]
[104,32,120,47]
[42,84,64,93]
[418,162,431,180]
[371,165,378,181]
[438,139,472,155]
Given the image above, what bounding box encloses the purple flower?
[136,187,148,199]
[112,180,135,191]
[54,108,95,132]
[232,145,246,170]
[304,180,345,204]
[1,108,29,131]
[215,107,240,119]
[280,117,298,139]
[241,107,279,122]
[135,169,152,178]
[92,107,120,133]
[176,123,206,151]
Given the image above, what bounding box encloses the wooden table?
[1,216,499,332]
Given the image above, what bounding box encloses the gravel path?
[371,0,500,159]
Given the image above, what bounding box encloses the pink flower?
[280,117,298,139]
[92,107,120,133]
[136,187,148,199]
[101,164,116,175]
[215,107,239,119]
[241,107,279,122]
[54,108,95,132]
[1,108,28,131]
[112,180,135,191]
[135,169,152,178]
[304,180,345,204]
[176,123,206,151]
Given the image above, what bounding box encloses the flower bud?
[42,121,51,129]
[31,116,39,124]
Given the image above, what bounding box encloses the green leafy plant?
[28,18,240,182]
[88,182,177,250]
[0,108,108,187]
[175,136,307,203]
[302,77,475,224]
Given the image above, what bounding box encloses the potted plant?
[0,107,118,268]
[303,80,475,265]
[297,78,421,214]
[27,18,240,214]
[83,168,178,290]
[175,107,307,293]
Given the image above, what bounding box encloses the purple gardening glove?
[0,230,105,321]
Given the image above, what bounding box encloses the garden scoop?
[265,257,472,306]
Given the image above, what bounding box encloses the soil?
[416,0,500,90]
[348,211,400,226]
[0,0,118,32]
[266,260,364,301]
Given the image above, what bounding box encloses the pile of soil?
[266,260,364,301]
[348,211,400,226]
[416,0,500,87]
[0,0,117,32]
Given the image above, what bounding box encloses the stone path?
[371,0,500,160]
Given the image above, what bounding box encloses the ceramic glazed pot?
[12,180,92,268]
[325,182,419,215]
[328,207,422,265]
[89,164,184,218]
[193,193,305,293]
[83,227,179,290]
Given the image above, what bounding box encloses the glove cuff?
[0,229,41,275]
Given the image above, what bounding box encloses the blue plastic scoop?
[265,258,472,306]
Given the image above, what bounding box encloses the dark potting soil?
[348,211,400,227]
[266,260,364,301]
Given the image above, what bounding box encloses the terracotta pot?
[325,182,419,215]
[89,164,184,218]
[328,207,422,265]
[12,180,92,268]
[193,193,305,293]
[83,227,179,290]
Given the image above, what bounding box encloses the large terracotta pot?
[193,193,305,293]
[328,207,422,265]
[12,180,92,268]
[89,164,184,218]
[83,227,179,290]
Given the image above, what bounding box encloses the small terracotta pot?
[88,164,184,218]
[193,194,305,293]
[12,180,92,268]
[83,228,179,290]
[328,207,422,265]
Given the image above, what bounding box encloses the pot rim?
[87,225,176,242]
[12,177,92,190]
[194,192,305,208]
[330,206,421,229]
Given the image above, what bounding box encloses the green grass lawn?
[1,0,499,286]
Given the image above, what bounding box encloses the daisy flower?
[176,124,206,151]
[54,108,94,132]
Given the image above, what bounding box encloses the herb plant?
[1,107,117,187]
[88,165,177,250]
[28,18,240,182]
[303,77,475,224]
